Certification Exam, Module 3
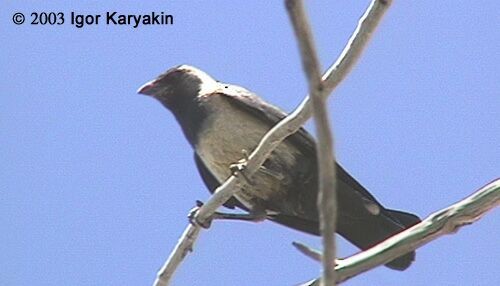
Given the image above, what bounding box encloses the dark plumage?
[138,65,421,270]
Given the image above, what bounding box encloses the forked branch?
[153,1,393,285]
[285,0,338,284]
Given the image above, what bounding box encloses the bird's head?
[137,65,221,144]
[137,65,220,107]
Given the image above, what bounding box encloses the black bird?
[138,65,420,270]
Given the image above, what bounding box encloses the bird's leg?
[189,200,267,227]
[229,149,255,186]
[212,207,267,223]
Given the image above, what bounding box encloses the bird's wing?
[219,87,383,205]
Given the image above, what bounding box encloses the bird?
[137,65,421,270]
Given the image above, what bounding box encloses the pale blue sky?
[1,1,499,285]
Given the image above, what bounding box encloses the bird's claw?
[229,149,255,185]
[187,201,213,228]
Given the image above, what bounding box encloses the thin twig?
[299,179,500,285]
[285,0,337,285]
[153,0,392,284]
[292,241,323,262]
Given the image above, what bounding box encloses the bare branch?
[153,225,200,286]
[285,0,337,284]
[153,0,393,284]
[323,0,393,93]
[300,179,500,285]
[285,0,323,87]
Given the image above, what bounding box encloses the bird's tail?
[338,208,421,270]
[269,205,420,270]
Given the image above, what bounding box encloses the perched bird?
[138,65,420,270]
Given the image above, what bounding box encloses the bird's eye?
[224,86,228,89]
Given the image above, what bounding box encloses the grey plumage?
[138,65,421,270]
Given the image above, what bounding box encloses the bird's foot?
[229,149,255,186]
[187,200,213,228]
[188,200,268,228]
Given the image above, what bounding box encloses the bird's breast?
[194,96,301,213]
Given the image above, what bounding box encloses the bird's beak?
[137,80,156,96]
